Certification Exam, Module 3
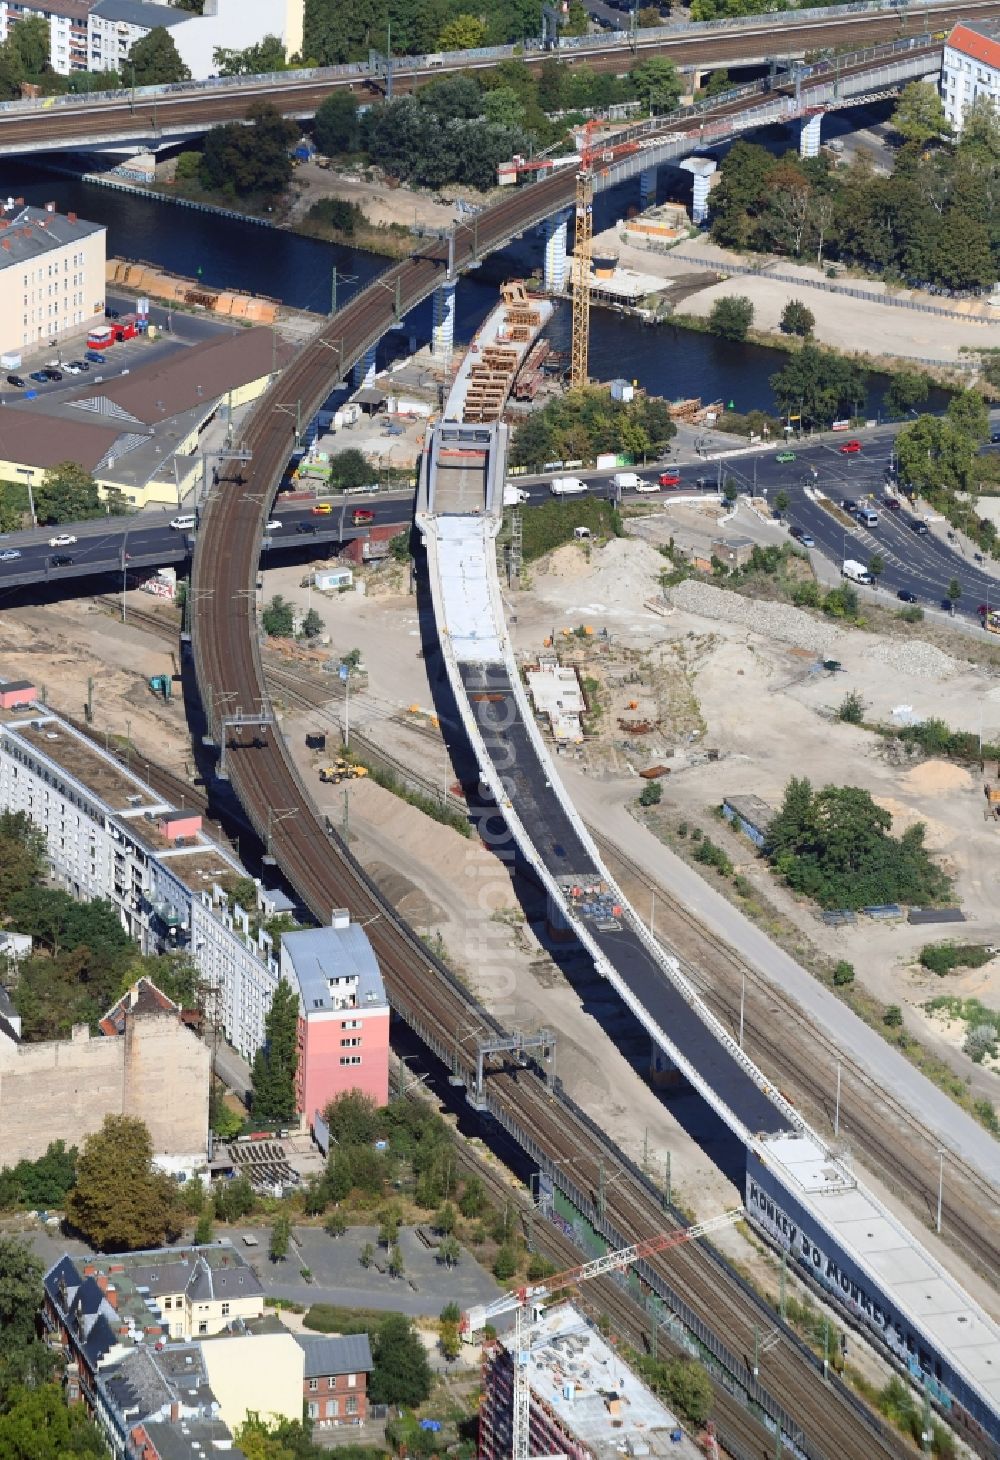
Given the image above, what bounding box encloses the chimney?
[82,1264,97,1277]
[45,201,55,213]
[105,1285,118,1311]
[68,211,77,223]
[170,1401,180,1423]
[96,1274,109,1292]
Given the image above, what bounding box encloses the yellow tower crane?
[570,163,593,391]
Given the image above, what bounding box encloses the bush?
[837,691,864,725]
[883,1004,904,1028]
[639,780,662,807]
[693,836,733,876]
[492,1244,518,1281]
[780,299,815,337]
[897,605,924,623]
[708,295,754,342]
[918,943,993,976]
[964,1024,998,1062]
[832,960,855,987]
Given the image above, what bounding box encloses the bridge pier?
[353,345,377,388]
[542,210,570,292]
[800,111,823,158]
[679,157,717,225]
[431,278,458,362]
[639,166,657,210]
[650,1040,682,1089]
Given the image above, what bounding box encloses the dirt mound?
[901,760,973,795]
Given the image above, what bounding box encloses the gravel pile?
[669,579,960,680]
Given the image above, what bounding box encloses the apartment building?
[43,1244,305,1460]
[0,682,391,1116]
[295,1334,373,1428]
[0,199,105,356]
[282,922,391,1127]
[0,0,90,75]
[942,22,1000,132]
[0,683,281,1059]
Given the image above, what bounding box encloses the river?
[5,161,946,417]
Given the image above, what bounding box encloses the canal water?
[4,161,944,417]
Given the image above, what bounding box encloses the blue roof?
[283,925,385,1015]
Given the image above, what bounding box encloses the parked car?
[880,495,901,511]
[296,521,317,534]
[28,370,48,383]
[840,439,862,454]
[265,518,282,531]
[0,548,21,561]
[41,368,63,382]
[789,525,815,547]
[105,307,120,319]
[908,517,929,534]
[68,359,89,372]
[5,374,24,388]
[48,533,77,547]
[897,589,919,603]
[62,362,82,375]
[84,350,105,364]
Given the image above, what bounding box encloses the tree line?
[710,87,1000,293]
[510,383,677,471]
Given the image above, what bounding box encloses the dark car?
[68,359,90,372]
[841,498,858,513]
[881,495,901,511]
[105,307,120,320]
[5,374,24,387]
[897,589,919,603]
[992,432,1000,444]
[51,554,73,567]
[908,517,929,535]
[29,370,48,383]
[296,521,317,535]
[84,350,105,364]
[789,525,815,547]
[42,368,63,382]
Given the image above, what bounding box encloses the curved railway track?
[188,183,923,1460]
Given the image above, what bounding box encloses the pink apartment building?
[281,916,390,1129]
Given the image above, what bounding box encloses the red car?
[352,508,375,525]
[840,440,862,454]
[658,471,682,488]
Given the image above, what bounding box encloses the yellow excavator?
[318,760,368,785]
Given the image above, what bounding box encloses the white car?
[633,479,660,493]
[62,362,82,375]
[48,533,77,547]
[265,518,282,530]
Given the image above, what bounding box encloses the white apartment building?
[0,682,283,1059]
[0,0,90,76]
[87,0,189,76]
[0,199,105,356]
[941,22,1000,133]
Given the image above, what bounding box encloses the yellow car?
[311,502,333,515]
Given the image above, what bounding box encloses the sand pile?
[901,760,974,795]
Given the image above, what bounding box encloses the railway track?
[0,2,987,152]
[592,833,1000,1284]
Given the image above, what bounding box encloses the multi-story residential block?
[0,682,391,1120]
[0,0,90,76]
[294,1334,373,1428]
[0,199,105,356]
[282,923,391,1127]
[43,1244,305,1459]
[479,1304,688,1460]
[87,1,188,76]
[941,22,1000,132]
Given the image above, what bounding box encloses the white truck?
[613,471,643,492]
[842,559,872,585]
[550,476,586,496]
[503,484,529,506]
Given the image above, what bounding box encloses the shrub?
[964,1024,998,1062]
[883,1004,904,1028]
[639,780,662,807]
[832,960,855,987]
[837,691,864,725]
[708,295,754,341]
[693,836,733,876]
[918,943,993,976]
[492,1244,518,1281]
[780,299,815,337]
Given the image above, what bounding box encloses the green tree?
[9,14,50,75]
[314,90,360,154]
[770,345,867,429]
[262,594,295,637]
[214,1173,255,1223]
[483,85,525,129]
[833,959,855,986]
[434,1201,456,1234]
[895,414,973,499]
[378,1209,399,1248]
[174,150,202,181]
[0,810,47,912]
[300,608,324,639]
[438,14,487,48]
[892,81,948,145]
[708,295,754,342]
[35,461,103,525]
[369,1312,432,1406]
[0,1236,55,1385]
[0,39,25,100]
[388,1242,404,1277]
[324,1211,347,1237]
[493,1243,518,1280]
[213,34,286,76]
[868,553,884,588]
[360,1241,374,1268]
[200,104,297,198]
[439,1317,461,1358]
[459,1174,485,1218]
[779,299,815,337]
[883,1004,903,1027]
[774,489,790,518]
[638,780,662,807]
[947,388,990,446]
[270,1211,291,1261]
[195,1210,214,1244]
[884,370,928,418]
[947,577,962,615]
[128,26,191,85]
[251,978,300,1124]
[563,1,588,35]
[329,448,371,490]
[437,1235,461,1268]
[630,57,680,114]
[66,1115,182,1251]
[0,1384,105,1458]
[324,1089,382,1146]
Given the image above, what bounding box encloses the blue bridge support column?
[542,210,570,292]
[432,278,458,362]
[639,166,657,210]
[679,158,718,226]
[352,345,377,388]
[650,1040,682,1089]
[800,111,823,158]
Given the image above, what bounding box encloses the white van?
[857,508,879,528]
[170,514,196,531]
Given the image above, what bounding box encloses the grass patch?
[303,1302,391,1334]
[918,943,994,976]
[351,757,470,838]
[520,496,621,564]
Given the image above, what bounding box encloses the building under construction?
[478,1304,696,1460]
